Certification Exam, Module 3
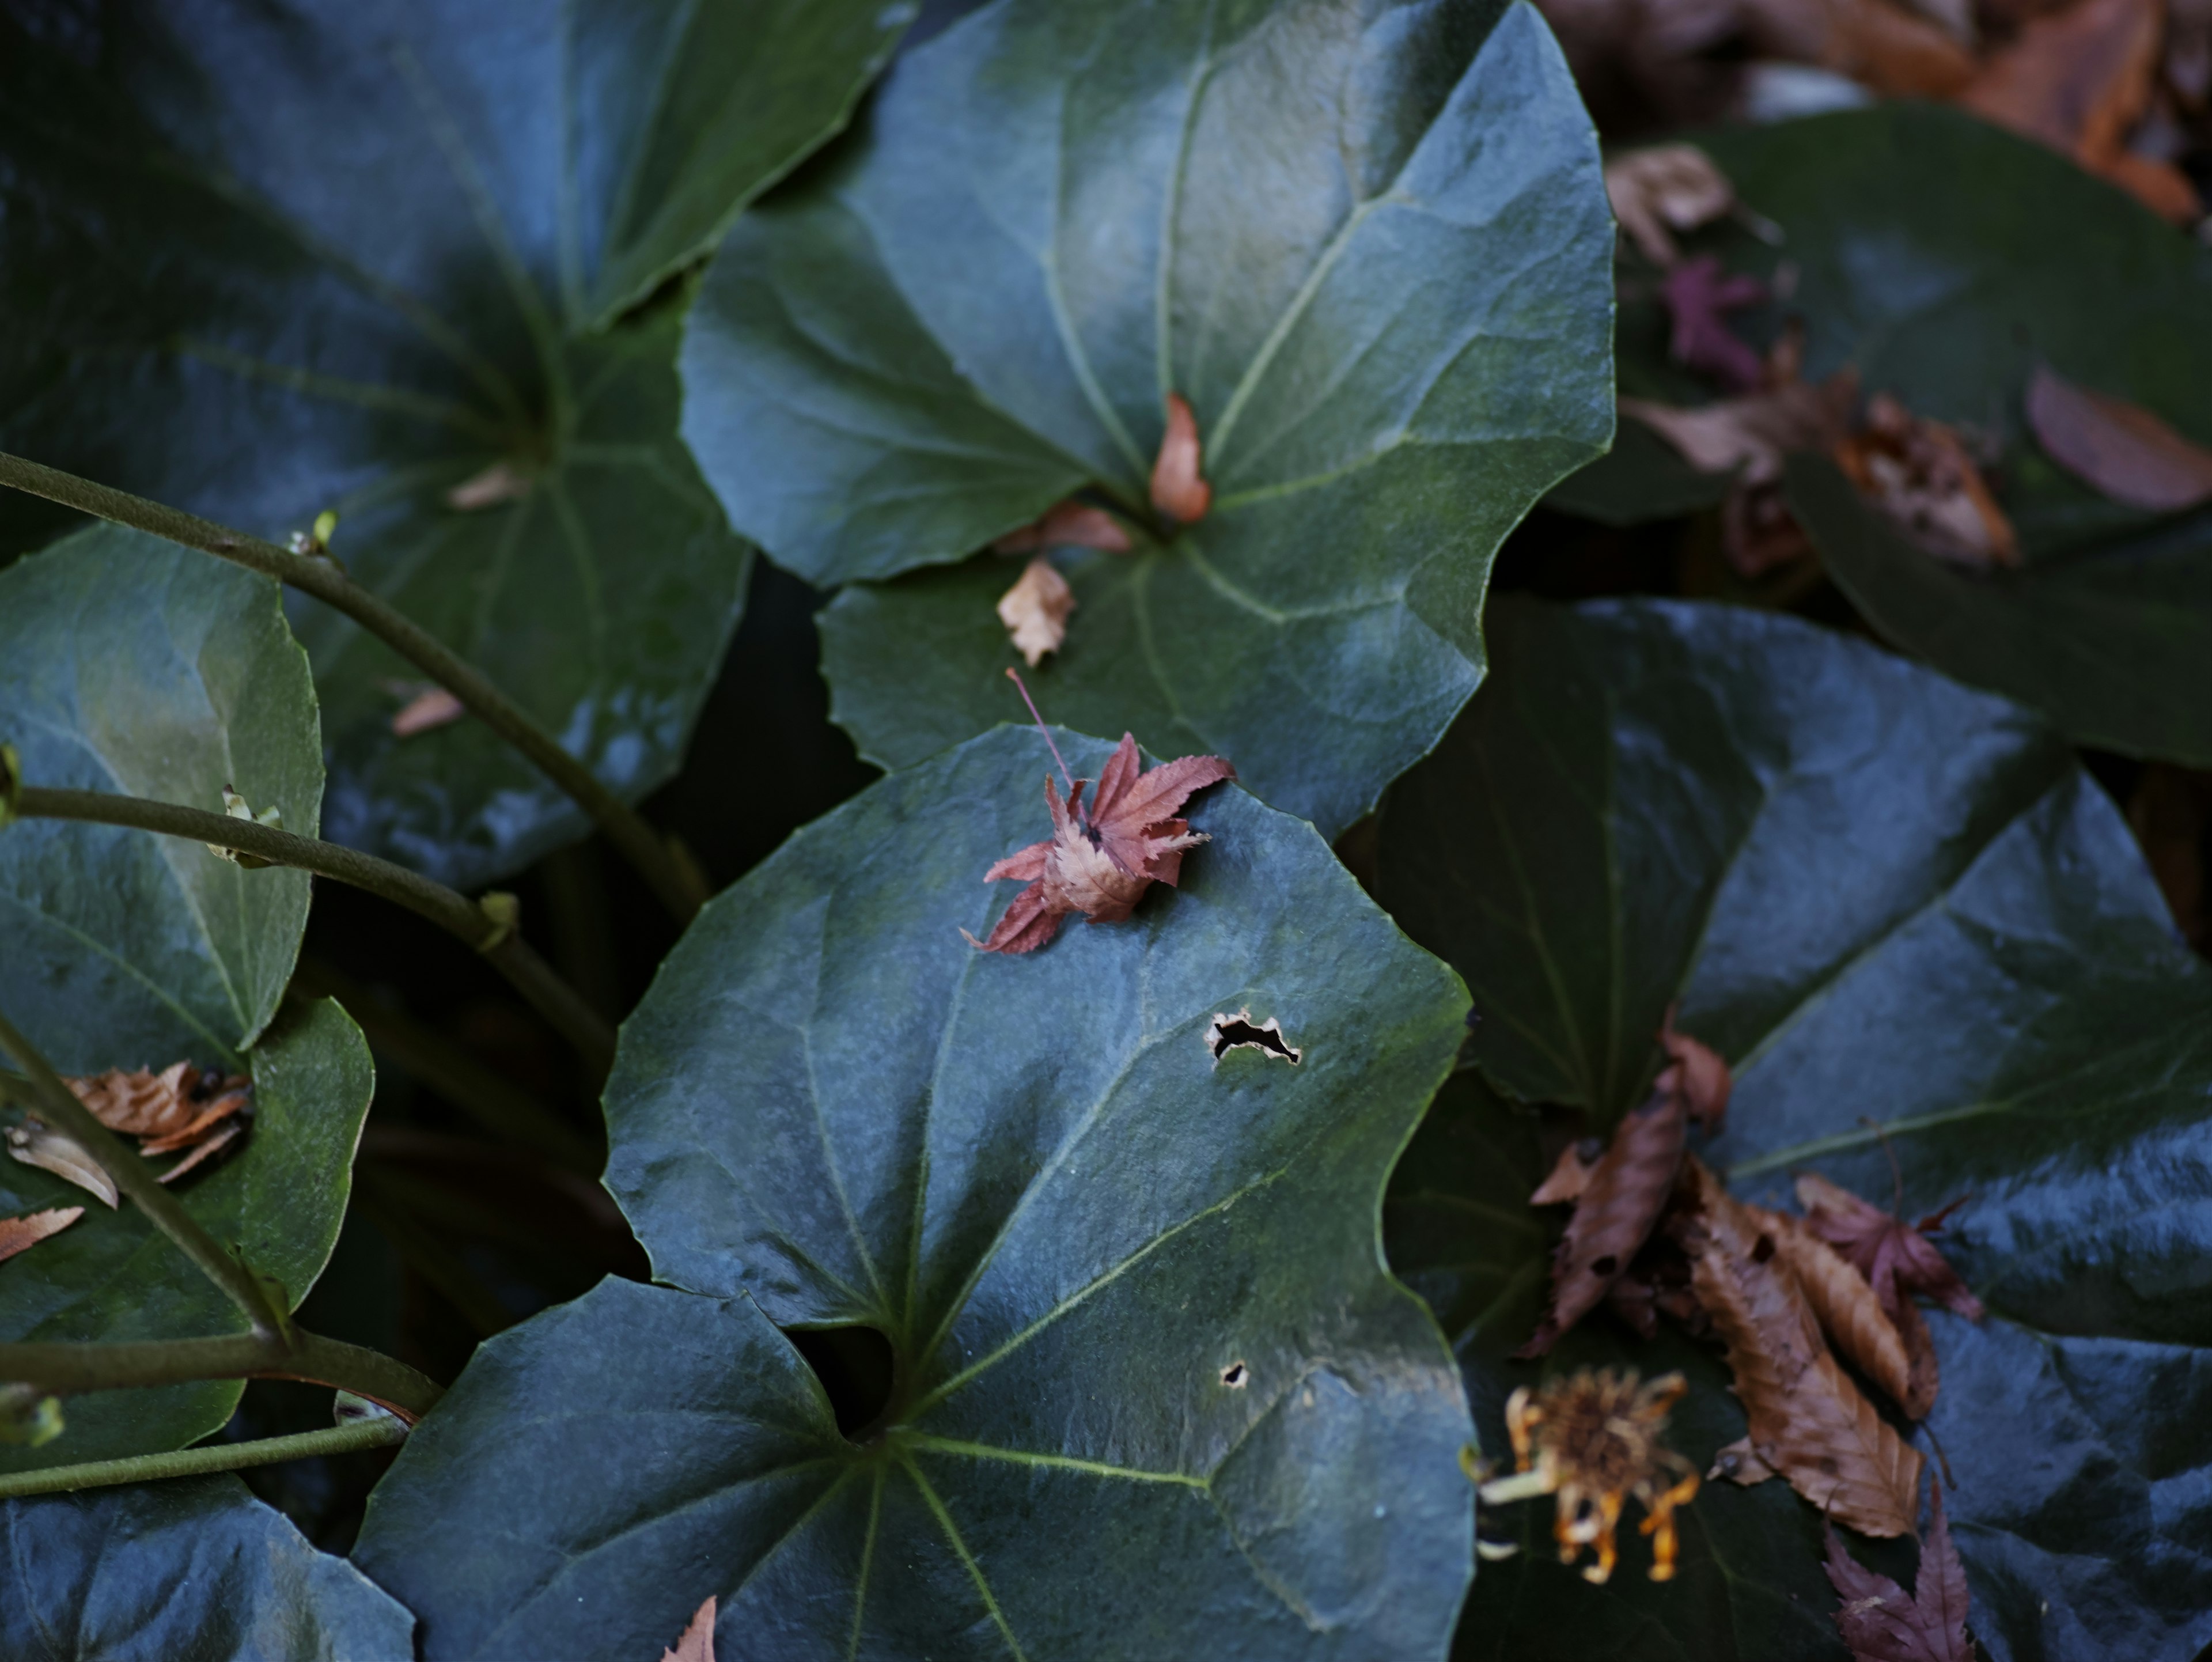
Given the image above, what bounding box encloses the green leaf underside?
[1552,103,2212,764]
[0,998,373,1472]
[1,1475,413,1660]
[1378,597,2212,1660]
[355,726,1475,1659]
[0,0,915,885]
[0,526,320,1072]
[683,0,1615,838]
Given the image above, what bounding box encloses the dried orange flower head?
[1476,1367,1698,1585]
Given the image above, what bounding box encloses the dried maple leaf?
[1795,1171,1984,1324]
[1825,1479,1980,1661]
[1661,255,1769,392]
[1675,1160,1922,1536]
[993,500,1133,555]
[9,1064,253,1205]
[1605,144,1737,266]
[0,1206,82,1265]
[659,1595,716,1662]
[1150,393,1212,524]
[966,733,1234,956]
[1755,1204,1930,1417]
[2025,365,2212,512]
[1835,393,2018,570]
[995,556,1075,667]
[392,687,467,738]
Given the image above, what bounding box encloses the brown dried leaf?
[992,500,1133,555]
[69,1064,251,1148]
[1604,143,1737,266]
[995,556,1075,668]
[2025,365,2212,512]
[1825,1479,1979,1661]
[1531,1138,1604,1206]
[966,733,1233,955]
[1150,393,1212,524]
[659,1595,716,1662]
[1796,1171,1986,1323]
[1658,1008,1730,1131]
[1756,1205,1929,1417]
[6,1123,118,1208]
[1835,394,2018,569]
[0,1206,82,1265]
[1676,1161,1923,1536]
[1517,1087,1691,1358]
[392,687,468,739]
[1622,365,1857,483]
[444,460,535,511]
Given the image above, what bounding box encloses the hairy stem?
[0,1415,410,1501]
[0,1012,283,1338]
[0,1331,444,1423]
[15,786,615,1081]
[0,449,706,923]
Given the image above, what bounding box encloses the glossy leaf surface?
[686,0,1615,836]
[1380,598,2212,1660]
[0,1475,413,1660]
[356,725,1475,1659]
[0,0,911,883]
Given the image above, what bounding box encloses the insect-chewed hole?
[784,1324,896,1440]
[1589,1254,1618,1277]
[1206,1009,1301,1065]
[1221,1361,1248,1389]
[1751,1233,1777,1265]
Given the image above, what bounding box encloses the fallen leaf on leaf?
[2025,364,2212,512]
[995,556,1075,668]
[7,1063,253,1205]
[965,733,1233,955]
[1676,1161,1923,1536]
[992,500,1133,555]
[1835,393,2018,569]
[1825,1478,1979,1661]
[1605,144,1737,266]
[391,687,468,739]
[6,1123,118,1208]
[1661,255,1768,392]
[444,459,536,511]
[1531,1138,1604,1206]
[1796,1171,1984,1324]
[1150,393,1212,524]
[659,1595,716,1662]
[1756,1204,1930,1417]
[0,1206,82,1265]
[1658,1007,1731,1130]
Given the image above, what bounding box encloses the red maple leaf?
[1824,1479,1979,1661]
[1796,1172,1985,1324]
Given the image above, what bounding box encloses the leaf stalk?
[0,1331,442,1423]
[0,1414,410,1501]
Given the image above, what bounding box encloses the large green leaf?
[0,0,914,886]
[0,997,375,1472]
[354,725,1475,1658]
[682,0,1615,838]
[1550,104,2212,764]
[1,1474,413,1659]
[1377,597,2212,1660]
[0,525,320,1073]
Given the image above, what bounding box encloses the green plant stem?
[0,1010,282,1338]
[15,786,616,1082]
[0,1416,410,1501]
[0,1331,443,1423]
[0,449,706,924]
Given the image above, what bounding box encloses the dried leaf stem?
[0,1413,410,1501]
[13,786,615,1081]
[0,1009,282,1338]
[0,450,706,923]
[0,1331,442,1422]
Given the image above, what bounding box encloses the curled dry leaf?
[1604,143,1736,266]
[1835,393,2018,570]
[391,686,468,739]
[1795,1171,1985,1324]
[0,1206,83,1265]
[659,1595,716,1662]
[6,1123,118,1208]
[1531,1137,1604,1206]
[8,1063,254,1205]
[965,733,1234,955]
[2025,364,2212,512]
[995,556,1075,668]
[1756,1204,1930,1417]
[1658,1006,1731,1130]
[1825,1479,1979,1661]
[991,499,1133,555]
[1675,1161,1923,1536]
[1150,392,1212,524]
[1661,255,1768,392]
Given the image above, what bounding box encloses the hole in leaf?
[1206,1009,1301,1065]
[1221,1361,1248,1388]
[1751,1233,1777,1265]
[785,1324,895,1439]
[1589,1254,1618,1277]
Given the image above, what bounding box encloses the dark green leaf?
[1379,597,2212,1660]
[0,998,375,1472]
[355,726,1474,1657]
[0,0,911,884]
[1,1474,412,1659]
[682,0,1614,836]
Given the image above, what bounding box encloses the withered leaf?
[443,459,535,511]
[1622,364,1857,482]
[1150,392,1212,524]
[1824,1479,1979,1661]
[68,1063,253,1154]
[1658,1008,1730,1130]
[991,500,1133,555]
[6,1122,117,1208]
[995,556,1075,668]
[659,1595,716,1662]
[966,733,1234,955]
[2025,364,2212,513]
[1529,1138,1603,1206]
[1661,255,1768,392]
[1796,1171,1984,1324]
[0,1206,83,1265]
[1604,144,1736,267]
[391,687,468,739]
[1676,1161,1922,1536]
[1756,1203,1929,1418]
[1834,393,2017,570]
